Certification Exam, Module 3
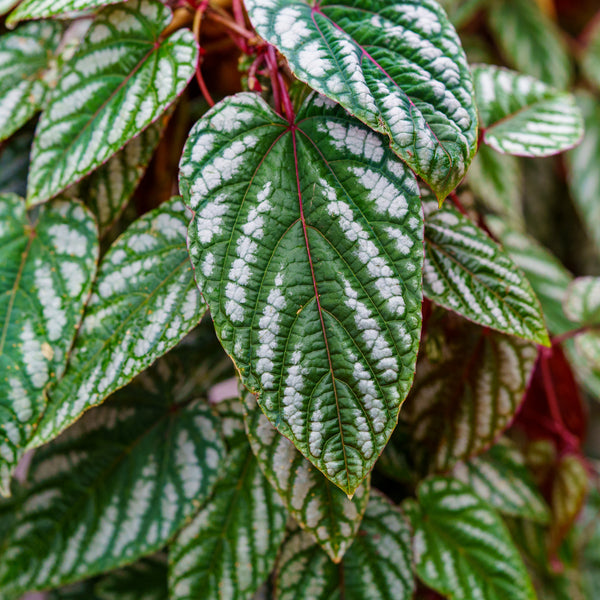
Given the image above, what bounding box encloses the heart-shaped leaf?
[0,351,225,594]
[26,0,197,206]
[473,64,582,156]
[30,196,204,448]
[404,476,536,600]
[243,393,369,562]
[274,491,414,600]
[180,92,424,495]
[245,0,478,200]
[0,194,98,495]
[7,0,124,25]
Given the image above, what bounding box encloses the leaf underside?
[245,0,478,200]
[180,92,424,495]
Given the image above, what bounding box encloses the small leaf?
[452,440,549,522]
[0,194,98,494]
[7,0,124,24]
[0,21,63,143]
[0,351,225,594]
[245,0,478,200]
[29,197,204,448]
[169,399,287,600]
[423,199,549,345]
[401,312,538,472]
[26,0,197,206]
[473,64,583,156]
[243,392,369,563]
[404,476,536,600]
[486,0,572,89]
[274,491,415,600]
[180,92,423,495]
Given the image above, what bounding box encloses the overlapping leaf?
[245,0,478,200]
[0,351,225,595]
[29,196,204,448]
[66,120,164,235]
[0,194,98,494]
[0,20,64,145]
[26,0,197,206]
[401,312,538,472]
[243,393,369,562]
[180,92,423,495]
[404,477,536,600]
[7,0,124,24]
[486,0,572,89]
[169,399,287,600]
[473,65,582,156]
[452,440,549,522]
[423,199,549,345]
[274,492,414,600]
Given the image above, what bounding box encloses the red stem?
[553,324,600,345]
[449,191,469,216]
[278,71,295,124]
[265,46,282,118]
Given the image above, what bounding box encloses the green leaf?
[0,125,34,197]
[180,92,423,495]
[7,0,124,24]
[169,399,287,600]
[404,476,536,600]
[0,21,63,143]
[245,0,478,200]
[29,196,204,448]
[566,92,600,255]
[438,0,484,28]
[423,198,549,345]
[66,120,164,236]
[0,194,98,494]
[473,64,583,156]
[581,18,600,91]
[452,440,549,523]
[564,277,600,326]
[486,0,572,89]
[401,312,538,472]
[243,392,370,563]
[0,0,18,16]
[26,0,197,206]
[274,491,415,600]
[0,349,225,595]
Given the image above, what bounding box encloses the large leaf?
[404,477,536,600]
[423,199,549,345]
[180,92,423,495]
[169,399,287,600]
[0,194,98,494]
[473,65,582,156]
[0,21,63,143]
[245,0,478,200]
[401,311,538,472]
[486,0,572,89]
[0,350,225,595]
[26,0,197,206]
[7,0,124,24]
[243,393,369,562]
[452,440,549,522]
[274,491,414,600]
[29,196,204,448]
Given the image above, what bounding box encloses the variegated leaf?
[0,194,98,495]
[0,0,17,16]
[274,491,414,600]
[245,0,478,200]
[404,477,536,600]
[423,199,549,345]
[0,125,34,197]
[566,93,600,255]
[0,21,63,144]
[26,0,197,206]
[243,393,369,562]
[169,399,287,600]
[473,64,582,156]
[66,120,164,236]
[0,351,225,595]
[29,196,204,448]
[401,312,538,472]
[180,92,423,495]
[452,440,549,522]
[7,0,124,24]
[486,0,572,89]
